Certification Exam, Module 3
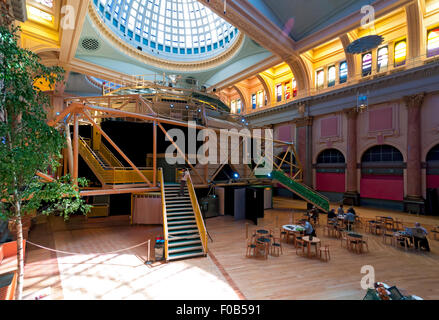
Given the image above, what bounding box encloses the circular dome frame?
[89,0,245,72]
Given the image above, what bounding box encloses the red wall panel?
[360,175,403,201]
[316,172,345,193]
[427,175,439,189]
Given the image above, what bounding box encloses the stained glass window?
[257,91,263,108]
[377,46,388,72]
[316,69,324,89]
[236,99,242,114]
[328,66,336,87]
[394,40,407,67]
[292,79,297,97]
[427,28,439,58]
[339,61,348,84]
[276,84,282,102]
[251,94,256,109]
[362,52,372,76]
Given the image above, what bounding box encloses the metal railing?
[159,168,169,261]
[187,173,208,255]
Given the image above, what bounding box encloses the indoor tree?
[0,25,90,300]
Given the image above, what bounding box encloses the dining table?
[302,236,321,257]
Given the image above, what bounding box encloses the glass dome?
[93,0,240,61]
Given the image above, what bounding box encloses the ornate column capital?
[294,116,313,128]
[344,107,359,119]
[404,93,425,109]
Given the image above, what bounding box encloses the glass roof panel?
[93,0,240,61]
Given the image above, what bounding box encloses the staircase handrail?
[159,168,169,261]
[187,173,208,255]
[100,143,124,167]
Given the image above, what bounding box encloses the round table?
[282,225,305,244]
[302,236,321,257]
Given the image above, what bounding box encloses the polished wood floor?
[21,197,439,300]
[205,198,439,300]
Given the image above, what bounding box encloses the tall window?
[377,46,389,72]
[362,52,372,76]
[231,100,236,114]
[251,94,256,109]
[316,69,324,89]
[257,91,263,108]
[275,84,282,102]
[284,82,291,100]
[236,99,242,114]
[339,61,348,84]
[427,28,439,57]
[394,40,407,67]
[292,79,297,97]
[328,66,336,87]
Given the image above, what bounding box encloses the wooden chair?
[255,240,269,259]
[360,237,369,253]
[294,230,305,247]
[295,239,305,256]
[270,237,283,256]
[319,245,331,262]
[382,229,395,245]
[280,227,288,242]
[245,238,257,258]
[339,230,349,248]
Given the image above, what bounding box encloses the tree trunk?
[14,209,24,300]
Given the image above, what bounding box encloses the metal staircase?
[271,169,330,212]
[164,184,204,260]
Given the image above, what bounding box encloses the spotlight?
[241,118,245,123]
[198,108,202,113]
[185,105,189,109]
[170,104,174,108]
[267,172,272,178]
[56,112,60,116]
[233,172,240,179]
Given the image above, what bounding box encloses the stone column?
[344,108,360,205]
[404,93,425,214]
[295,116,313,187]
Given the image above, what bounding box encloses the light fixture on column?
[356,91,369,113]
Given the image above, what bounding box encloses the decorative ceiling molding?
[295,0,414,53]
[87,1,245,72]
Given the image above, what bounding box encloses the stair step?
[165,197,190,201]
[168,244,203,254]
[168,239,201,247]
[166,203,193,208]
[166,211,194,216]
[168,250,204,261]
[168,219,196,226]
[168,229,199,235]
[168,224,197,231]
[167,215,195,221]
[167,206,193,212]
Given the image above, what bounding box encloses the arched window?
[362,145,403,163]
[394,40,407,67]
[377,46,389,72]
[427,144,439,162]
[316,69,324,89]
[328,66,336,87]
[427,28,439,57]
[317,149,345,164]
[339,61,348,84]
[362,52,372,76]
[236,99,242,114]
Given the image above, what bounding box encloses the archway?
[360,145,404,209]
[315,149,346,201]
[426,144,439,215]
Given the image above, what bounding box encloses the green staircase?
[271,170,330,212]
[163,184,205,261]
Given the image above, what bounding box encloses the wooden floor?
[21,197,439,300]
[205,198,439,300]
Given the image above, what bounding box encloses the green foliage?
[0,25,90,221]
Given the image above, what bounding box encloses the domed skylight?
[93,0,240,61]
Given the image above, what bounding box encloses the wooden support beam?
[153,120,157,187]
[82,111,153,187]
[73,114,79,181]
[80,187,160,197]
[157,123,207,185]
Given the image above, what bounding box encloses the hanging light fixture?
[356,91,369,112]
[224,0,227,14]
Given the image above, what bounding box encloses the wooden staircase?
[163,184,205,261]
